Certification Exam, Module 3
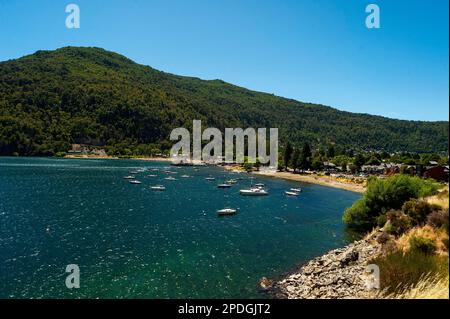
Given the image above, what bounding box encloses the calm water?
[0,157,360,298]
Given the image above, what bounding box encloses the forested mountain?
[0,46,448,156]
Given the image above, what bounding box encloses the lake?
[0,157,360,298]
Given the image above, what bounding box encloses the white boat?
[129,171,139,174]
[123,175,135,179]
[181,175,190,178]
[285,191,300,196]
[226,179,238,184]
[150,185,166,191]
[164,176,177,181]
[217,208,237,216]
[205,177,215,181]
[290,188,302,193]
[217,183,232,188]
[147,174,157,177]
[254,183,265,187]
[129,180,142,184]
[239,188,268,196]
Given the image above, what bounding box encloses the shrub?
[371,250,448,295]
[409,236,437,255]
[384,210,412,236]
[55,151,66,158]
[343,175,439,231]
[427,209,449,232]
[402,199,440,226]
[376,231,392,244]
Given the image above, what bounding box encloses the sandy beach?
[254,170,366,193]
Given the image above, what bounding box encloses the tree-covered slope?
[0,46,448,155]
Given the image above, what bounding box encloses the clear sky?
[0,0,448,121]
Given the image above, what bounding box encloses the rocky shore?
[269,231,383,299]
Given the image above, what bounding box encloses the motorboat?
[123,175,135,179]
[205,177,215,181]
[217,183,232,188]
[290,188,302,193]
[129,180,142,184]
[164,176,177,181]
[181,175,190,178]
[147,174,157,177]
[150,185,166,191]
[225,179,238,184]
[239,188,268,196]
[285,191,300,196]
[217,208,237,216]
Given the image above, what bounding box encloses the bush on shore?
[343,175,439,231]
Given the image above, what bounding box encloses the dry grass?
[425,187,449,210]
[381,273,449,299]
[396,225,448,255]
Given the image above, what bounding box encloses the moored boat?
[217,208,237,216]
[150,185,166,191]
[239,188,268,196]
[129,180,142,184]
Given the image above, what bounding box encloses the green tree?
[291,148,300,172]
[284,142,293,169]
[300,142,312,170]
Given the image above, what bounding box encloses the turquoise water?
[0,157,360,298]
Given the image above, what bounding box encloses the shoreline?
[63,154,173,162]
[254,170,366,193]
[270,230,382,299]
[223,165,366,193]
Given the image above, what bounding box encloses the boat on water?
[226,179,238,184]
[217,208,237,216]
[181,175,190,178]
[217,183,232,188]
[150,185,166,191]
[205,177,215,181]
[147,174,157,177]
[129,180,142,184]
[123,175,135,179]
[290,188,302,193]
[239,188,268,196]
[164,176,177,181]
[285,191,300,196]
[129,171,139,174]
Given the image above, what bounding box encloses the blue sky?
[0,0,448,121]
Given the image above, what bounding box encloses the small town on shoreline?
[61,142,449,193]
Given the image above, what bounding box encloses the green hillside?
[0,46,448,156]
